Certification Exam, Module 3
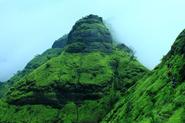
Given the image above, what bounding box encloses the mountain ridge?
[101,29,185,123]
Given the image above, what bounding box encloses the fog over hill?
[1,0,185,81]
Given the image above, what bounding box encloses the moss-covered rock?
[67,14,113,53]
[52,34,68,48]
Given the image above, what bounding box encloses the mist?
[1,0,185,81]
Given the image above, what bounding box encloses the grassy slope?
[7,49,147,101]
[0,48,147,123]
[0,48,63,97]
[102,36,185,123]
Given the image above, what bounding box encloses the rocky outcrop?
[6,80,110,107]
[66,14,113,53]
[52,35,68,48]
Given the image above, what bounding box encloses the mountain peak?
[52,14,113,53]
[67,14,113,53]
[79,14,103,22]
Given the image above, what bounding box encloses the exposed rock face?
[51,15,113,53]
[52,35,68,48]
[66,14,113,53]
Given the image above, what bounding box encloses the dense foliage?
[2,14,185,123]
[0,48,63,97]
[102,29,185,123]
[0,47,147,123]
[67,14,113,53]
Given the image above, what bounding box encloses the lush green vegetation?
[0,48,63,97]
[0,100,60,123]
[0,93,120,123]
[6,48,146,106]
[0,47,146,123]
[101,30,185,123]
[0,14,147,120]
[2,14,185,123]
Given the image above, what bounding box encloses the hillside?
[0,48,63,97]
[0,15,147,123]
[102,29,185,123]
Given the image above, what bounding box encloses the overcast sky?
[0,0,185,81]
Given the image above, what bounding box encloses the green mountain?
[2,14,185,123]
[101,29,185,123]
[0,15,147,123]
